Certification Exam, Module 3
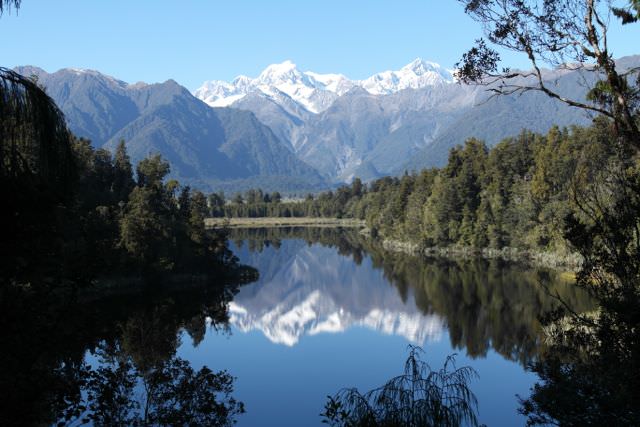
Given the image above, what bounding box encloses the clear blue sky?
[1,0,638,90]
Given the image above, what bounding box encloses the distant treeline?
[217,119,615,254]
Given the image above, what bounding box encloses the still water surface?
[173,227,588,426]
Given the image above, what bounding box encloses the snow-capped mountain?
[19,55,626,190]
[360,59,454,95]
[194,58,453,114]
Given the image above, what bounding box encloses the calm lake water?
[172,227,588,426]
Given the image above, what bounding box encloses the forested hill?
[218,119,616,261]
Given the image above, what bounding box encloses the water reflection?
[228,240,444,346]
[0,277,248,426]
[1,227,595,426]
[229,227,592,365]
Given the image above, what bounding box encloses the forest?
[220,119,614,262]
[1,65,254,425]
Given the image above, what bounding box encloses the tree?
[0,0,20,15]
[457,0,640,148]
[270,191,282,203]
[188,191,208,246]
[112,140,135,202]
[119,186,172,267]
[612,0,640,23]
[232,193,244,205]
[322,347,480,427]
[208,192,226,217]
[456,1,640,424]
[0,68,75,198]
[136,154,171,188]
[1,65,76,278]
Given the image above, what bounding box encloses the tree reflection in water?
[0,276,249,426]
[231,227,593,366]
[58,344,243,426]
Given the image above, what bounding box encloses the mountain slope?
[17,56,639,189]
[16,66,326,192]
[197,57,639,183]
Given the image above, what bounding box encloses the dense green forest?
[0,67,254,425]
[220,119,615,259]
[0,64,253,282]
[3,117,251,282]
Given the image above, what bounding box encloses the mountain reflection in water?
[228,227,592,365]
[1,226,594,426]
[228,240,444,346]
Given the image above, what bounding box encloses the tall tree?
[457,0,640,149]
[0,0,20,15]
[112,140,135,202]
[456,1,640,424]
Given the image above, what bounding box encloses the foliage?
[0,67,80,282]
[0,67,75,196]
[612,0,640,23]
[454,1,640,425]
[223,121,617,262]
[321,346,479,427]
[456,0,640,146]
[518,157,640,425]
[60,351,244,427]
[0,0,20,15]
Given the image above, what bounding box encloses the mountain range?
[194,58,454,114]
[16,56,639,192]
[17,65,324,192]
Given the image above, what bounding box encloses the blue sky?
[1,0,639,90]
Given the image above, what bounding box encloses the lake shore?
[208,216,580,271]
[205,217,367,228]
[380,238,582,272]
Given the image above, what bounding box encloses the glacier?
[194,58,454,114]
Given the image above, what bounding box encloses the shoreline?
[205,217,366,228]
[206,216,580,271]
[380,238,582,271]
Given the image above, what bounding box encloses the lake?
[176,227,589,426]
[1,226,591,426]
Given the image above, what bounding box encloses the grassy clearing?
[205,217,366,229]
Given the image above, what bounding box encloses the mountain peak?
[402,58,441,74]
[232,75,252,86]
[259,60,299,77]
[195,58,454,112]
[257,60,306,86]
[13,65,48,77]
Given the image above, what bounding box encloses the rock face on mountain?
[196,58,636,182]
[15,66,326,192]
[16,56,638,190]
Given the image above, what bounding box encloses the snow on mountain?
[360,58,454,95]
[229,297,444,347]
[194,58,453,114]
[225,243,445,346]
